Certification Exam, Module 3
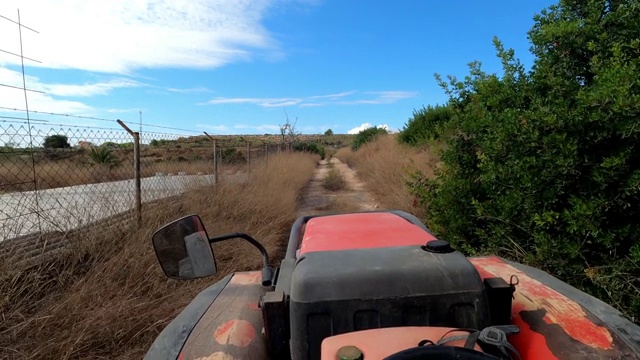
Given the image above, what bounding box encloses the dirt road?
[297,157,377,216]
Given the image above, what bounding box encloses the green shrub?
[88,146,120,169]
[221,148,246,164]
[410,0,640,319]
[43,134,70,149]
[293,142,326,159]
[351,127,388,151]
[398,104,452,146]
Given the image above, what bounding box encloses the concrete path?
[0,174,241,241]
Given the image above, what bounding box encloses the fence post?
[265,143,268,165]
[133,132,141,226]
[214,139,218,184]
[247,142,251,181]
[118,119,142,227]
[204,132,218,185]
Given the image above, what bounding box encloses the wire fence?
[0,121,283,249]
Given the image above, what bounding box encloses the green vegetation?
[403,0,640,318]
[398,104,452,146]
[293,141,326,159]
[221,148,246,164]
[88,146,120,169]
[351,126,388,151]
[324,129,334,136]
[43,134,71,149]
[150,139,175,147]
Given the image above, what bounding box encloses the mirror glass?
[152,214,217,279]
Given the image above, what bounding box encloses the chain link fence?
[0,121,285,264]
[1,123,140,241]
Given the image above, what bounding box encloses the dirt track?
[297,157,377,216]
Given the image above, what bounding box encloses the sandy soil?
[297,157,378,216]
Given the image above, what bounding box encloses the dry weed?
[0,152,318,360]
[334,135,439,217]
[322,165,347,192]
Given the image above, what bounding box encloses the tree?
[398,104,452,146]
[279,109,301,147]
[410,0,640,317]
[351,126,388,151]
[324,129,334,136]
[43,134,71,149]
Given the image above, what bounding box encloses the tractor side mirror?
[152,214,217,280]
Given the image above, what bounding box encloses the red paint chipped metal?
[471,257,614,353]
[194,352,235,360]
[214,319,256,348]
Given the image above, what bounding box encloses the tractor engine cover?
[289,243,491,360]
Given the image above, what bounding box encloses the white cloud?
[41,79,142,97]
[0,0,300,74]
[166,87,212,94]
[206,90,416,108]
[207,97,302,107]
[106,108,141,114]
[308,91,356,100]
[337,91,418,105]
[347,123,391,135]
[0,67,93,115]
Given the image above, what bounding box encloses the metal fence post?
[133,132,141,226]
[214,139,218,184]
[204,132,218,184]
[265,143,268,166]
[117,119,141,227]
[247,142,251,181]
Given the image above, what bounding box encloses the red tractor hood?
[298,212,437,256]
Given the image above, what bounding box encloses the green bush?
[398,104,452,146]
[351,127,388,151]
[221,148,246,164]
[43,134,70,149]
[410,0,640,319]
[88,146,120,169]
[293,142,326,159]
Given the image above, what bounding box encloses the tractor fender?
[144,274,233,360]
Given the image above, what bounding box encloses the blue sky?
[0,0,557,138]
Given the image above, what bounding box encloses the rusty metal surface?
[471,256,639,359]
[180,271,269,360]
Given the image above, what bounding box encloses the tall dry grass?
[0,156,248,192]
[0,152,319,360]
[334,134,440,218]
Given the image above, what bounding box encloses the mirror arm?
[209,233,274,287]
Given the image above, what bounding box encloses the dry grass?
[0,152,318,360]
[334,134,440,218]
[313,195,363,213]
[0,157,250,191]
[322,165,347,192]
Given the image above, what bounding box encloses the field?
[0,151,320,359]
[334,134,441,218]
